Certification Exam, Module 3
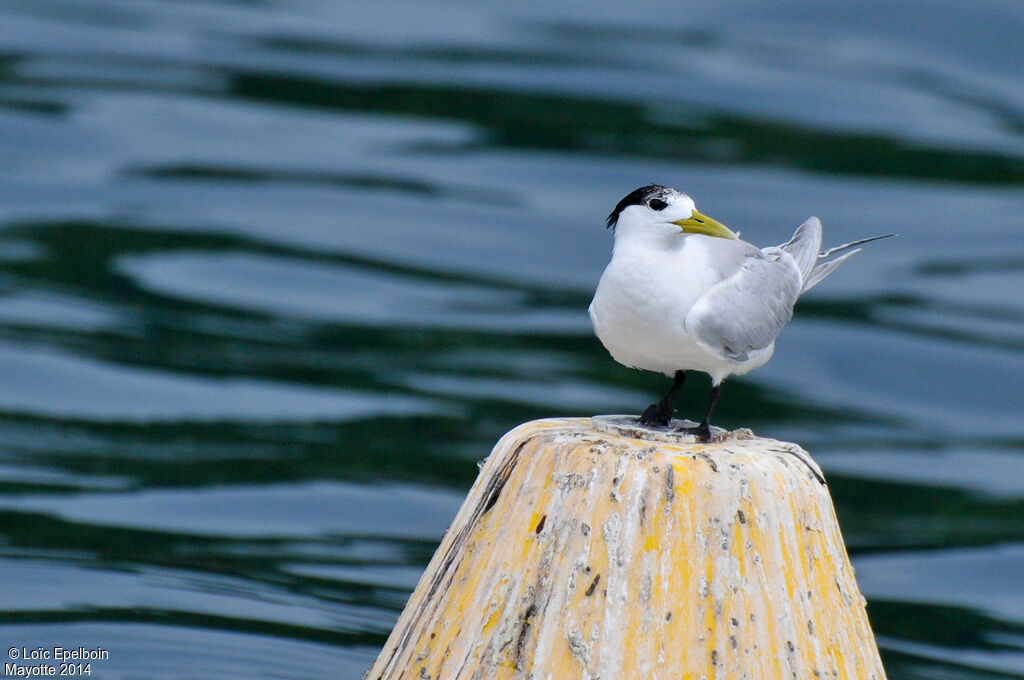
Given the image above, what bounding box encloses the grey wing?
[778,216,822,286]
[685,252,801,362]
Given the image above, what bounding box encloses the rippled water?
[1,1,1022,678]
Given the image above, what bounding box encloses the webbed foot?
[638,399,674,428]
[679,420,711,442]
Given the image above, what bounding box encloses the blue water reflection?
[1,0,1022,677]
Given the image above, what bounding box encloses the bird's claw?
[678,421,711,443]
[638,401,674,428]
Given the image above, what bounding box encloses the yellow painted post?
[367,416,886,679]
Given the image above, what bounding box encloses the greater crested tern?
[589,184,890,441]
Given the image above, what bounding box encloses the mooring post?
[366,416,886,679]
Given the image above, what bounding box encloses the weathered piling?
[367,416,886,679]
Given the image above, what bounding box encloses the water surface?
[1,1,1023,678]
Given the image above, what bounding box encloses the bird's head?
[605,185,738,240]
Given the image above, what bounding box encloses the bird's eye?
[648,198,667,211]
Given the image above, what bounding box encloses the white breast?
[589,235,742,379]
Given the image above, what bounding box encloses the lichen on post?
[367,416,886,679]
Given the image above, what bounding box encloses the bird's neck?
[613,226,688,258]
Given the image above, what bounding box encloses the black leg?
[682,384,721,442]
[639,370,686,427]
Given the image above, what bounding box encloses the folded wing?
[686,219,891,363]
[685,251,801,362]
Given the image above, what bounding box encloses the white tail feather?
[779,217,823,285]
[801,249,861,293]
[779,223,893,294]
[819,233,895,258]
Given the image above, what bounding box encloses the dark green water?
[1,1,1022,678]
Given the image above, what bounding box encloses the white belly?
[589,238,770,383]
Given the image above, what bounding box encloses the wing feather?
[779,216,822,285]
[684,220,888,362]
[685,252,800,362]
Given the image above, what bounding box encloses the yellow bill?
[673,211,739,239]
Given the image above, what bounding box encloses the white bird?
[589,184,890,441]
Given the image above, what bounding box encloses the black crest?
[605,184,673,229]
